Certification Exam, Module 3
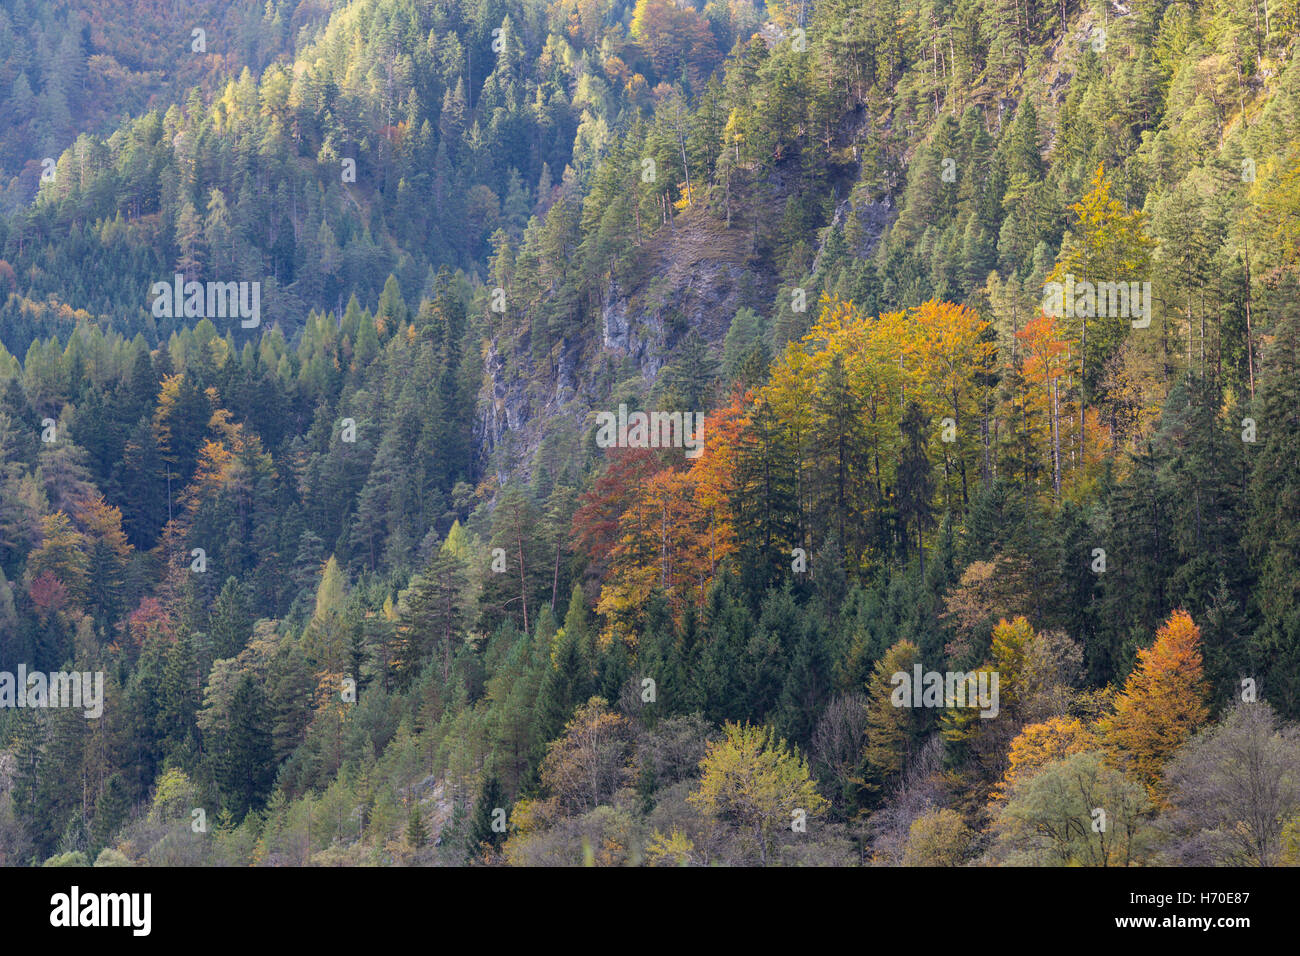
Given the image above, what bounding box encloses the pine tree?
[399,547,469,683]
[467,775,506,861]
[210,577,252,659]
[406,805,428,849]
[158,632,200,766]
[895,401,936,571]
[1245,306,1300,717]
[216,675,275,819]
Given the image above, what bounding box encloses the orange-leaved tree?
[1099,609,1210,798]
[595,399,743,645]
[993,716,1098,804]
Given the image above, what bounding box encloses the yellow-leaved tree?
[862,639,926,792]
[1046,163,1156,451]
[689,722,826,865]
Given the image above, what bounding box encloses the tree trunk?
[515,530,529,635]
[1051,378,1061,500]
[1245,239,1255,400]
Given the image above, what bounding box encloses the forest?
[1,0,1299,867]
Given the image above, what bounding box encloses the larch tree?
[861,639,926,797]
[1099,609,1210,798]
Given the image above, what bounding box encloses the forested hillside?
[0,0,324,212]
[2,0,1300,867]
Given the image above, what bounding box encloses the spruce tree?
[466,776,506,861]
